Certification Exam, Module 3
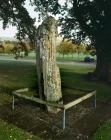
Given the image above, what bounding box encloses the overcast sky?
[0,0,65,38]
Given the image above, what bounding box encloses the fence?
[12,88,96,129]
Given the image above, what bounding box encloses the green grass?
[0,52,96,62]
[56,52,93,62]
[91,120,111,140]
[0,60,37,89]
[59,64,111,100]
[0,59,111,139]
[20,52,91,62]
[0,119,41,140]
[27,52,96,63]
[0,59,110,100]
[0,92,11,106]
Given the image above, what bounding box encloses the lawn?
[0,52,96,62]
[0,60,41,140]
[0,60,37,89]
[0,59,110,100]
[16,51,89,61]
[91,120,111,140]
[56,52,96,62]
[28,52,96,62]
[0,59,111,139]
[0,119,41,140]
[59,64,111,100]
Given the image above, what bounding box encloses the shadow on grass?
[60,70,111,100]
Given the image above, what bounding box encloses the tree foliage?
[57,40,76,56]
[30,0,61,19]
[1,0,111,80]
[57,40,86,57]
[33,0,111,45]
[34,0,111,80]
[0,0,35,42]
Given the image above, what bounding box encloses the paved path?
[0,55,96,67]
[57,61,96,67]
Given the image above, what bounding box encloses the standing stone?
[36,16,62,113]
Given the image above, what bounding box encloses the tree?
[76,43,86,60]
[34,0,111,81]
[0,1,63,111]
[0,44,4,53]
[62,0,111,81]
[0,0,35,42]
[57,40,77,57]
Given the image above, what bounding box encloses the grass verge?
[59,64,111,100]
[0,59,111,139]
[0,119,41,140]
[91,120,111,140]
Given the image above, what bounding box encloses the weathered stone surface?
[36,16,62,113]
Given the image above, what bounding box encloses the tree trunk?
[92,27,111,82]
[94,47,111,81]
[36,16,62,113]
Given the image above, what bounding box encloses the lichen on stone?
[36,16,62,113]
